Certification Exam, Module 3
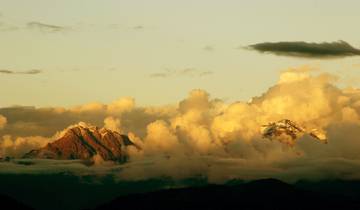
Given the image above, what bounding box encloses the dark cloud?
[0,69,42,75]
[0,70,13,74]
[27,21,68,32]
[246,40,360,58]
[22,69,42,74]
[149,68,213,78]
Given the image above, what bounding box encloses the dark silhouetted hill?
[0,194,33,210]
[92,178,360,210]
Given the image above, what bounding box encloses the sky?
[1,0,360,107]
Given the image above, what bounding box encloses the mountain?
[91,179,360,210]
[23,122,138,162]
[261,119,327,146]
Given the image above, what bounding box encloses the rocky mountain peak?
[23,122,139,163]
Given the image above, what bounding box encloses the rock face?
[23,123,138,162]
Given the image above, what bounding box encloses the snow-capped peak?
[261,119,327,146]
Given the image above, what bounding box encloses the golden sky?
[0,0,360,107]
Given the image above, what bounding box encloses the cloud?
[107,97,135,114]
[27,21,68,32]
[103,116,122,133]
[0,70,12,74]
[132,67,360,181]
[149,73,168,78]
[0,115,7,129]
[149,68,213,78]
[246,40,360,58]
[0,69,42,75]
[23,69,42,74]
[203,45,215,52]
[65,97,135,115]
[70,102,105,113]
[133,25,144,30]
[3,66,360,182]
[0,135,52,158]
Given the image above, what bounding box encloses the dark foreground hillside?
[92,179,360,210]
[0,194,33,210]
[2,173,360,210]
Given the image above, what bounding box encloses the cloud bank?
[247,41,360,58]
[2,66,360,182]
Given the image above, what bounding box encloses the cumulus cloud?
[3,66,360,182]
[142,120,181,155]
[70,102,105,113]
[65,97,135,115]
[149,68,213,78]
[103,116,122,133]
[0,115,7,129]
[107,97,135,114]
[0,69,42,75]
[120,67,360,181]
[27,21,68,32]
[0,135,52,158]
[246,40,360,58]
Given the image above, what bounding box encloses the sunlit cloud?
[0,115,6,129]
